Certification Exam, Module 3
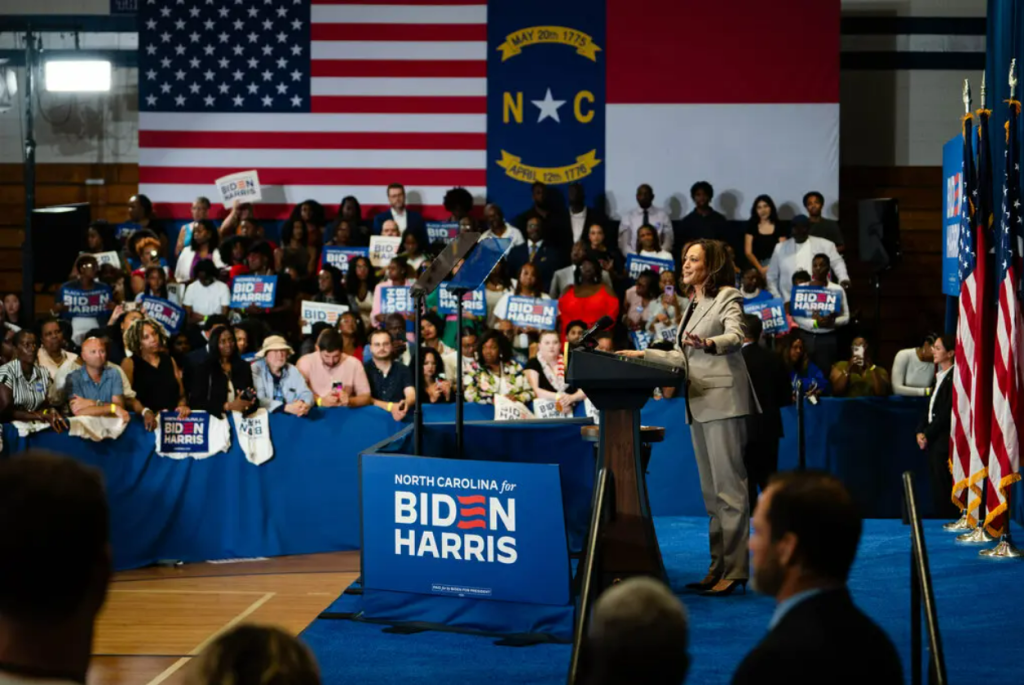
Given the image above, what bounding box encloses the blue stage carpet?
[301,517,1024,685]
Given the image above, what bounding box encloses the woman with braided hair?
[121,317,189,431]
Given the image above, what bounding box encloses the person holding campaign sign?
[792,254,849,374]
[619,239,758,597]
[74,220,121,279]
[251,336,314,417]
[371,257,413,326]
[183,260,231,324]
[54,255,114,346]
[492,263,554,359]
[558,255,620,342]
[345,256,377,330]
[188,326,256,418]
[136,265,169,302]
[765,215,849,306]
[464,330,534,407]
[242,242,296,338]
[740,269,772,304]
[525,330,585,415]
[0,330,67,433]
[121,318,189,431]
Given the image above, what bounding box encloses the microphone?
[578,315,615,349]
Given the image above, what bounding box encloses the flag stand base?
[979,536,1023,559]
[942,512,972,531]
[956,527,995,544]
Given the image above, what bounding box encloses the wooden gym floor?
[88,552,359,685]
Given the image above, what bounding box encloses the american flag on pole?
[966,106,996,522]
[137,0,487,220]
[951,113,976,514]
[986,95,1024,535]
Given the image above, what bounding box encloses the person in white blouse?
[635,224,674,261]
[791,254,850,373]
[618,183,673,256]
[766,215,849,305]
[480,203,525,247]
[174,220,224,284]
[892,335,937,397]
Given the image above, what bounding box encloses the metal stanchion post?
[796,380,805,472]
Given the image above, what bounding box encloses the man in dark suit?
[505,215,564,293]
[549,182,604,261]
[916,333,958,519]
[733,472,903,685]
[740,314,792,507]
[371,183,428,246]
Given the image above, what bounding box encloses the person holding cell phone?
[296,329,372,409]
[829,337,890,398]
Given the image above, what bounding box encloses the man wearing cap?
[765,215,850,306]
[296,328,372,408]
[251,335,314,416]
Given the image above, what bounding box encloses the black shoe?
[684,572,721,591]
[701,579,747,597]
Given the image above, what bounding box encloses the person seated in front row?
[251,335,314,416]
[419,347,454,405]
[464,329,534,406]
[781,336,828,399]
[891,333,937,397]
[364,330,416,421]
[733,472,902,685]
[37,317,78,383]
[830,337,891,398]
[187,325,257,418]
[0,330,67,432]
[594,331,615,352]
[525,330,585,413]
[62,336,130,423]
[185,624,322,685]
[584,577,690,685]
[121,318,190,431]
[296,329,372,409]
[565,319,589,348]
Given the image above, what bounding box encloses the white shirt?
[893,348,937,397]
[392,208,408,232]
[618,206,673,256]
[929,364,953,422]
[638,249,674,262]
[792,282,850,334]
[173,245,225,284]
[570,208,588,244]
[37,348,79,382]
[766,236,850,303]
[183,279,231,317]
[481,223,525,248]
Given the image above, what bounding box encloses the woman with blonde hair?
[186,624,321,685]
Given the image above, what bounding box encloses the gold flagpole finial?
[1010,59,1018,99]
[964,78,972,114]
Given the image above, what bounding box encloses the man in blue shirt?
[363,330,415,422]
[251,335,313,416]
[63,337,129,421]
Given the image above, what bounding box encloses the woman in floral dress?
[464,329,534,405]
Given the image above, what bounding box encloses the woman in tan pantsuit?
[621,239,759,596]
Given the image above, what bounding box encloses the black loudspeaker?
[31,203,91,288]
[858,198,901,271]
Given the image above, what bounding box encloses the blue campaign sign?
[630,330,652,351]
[158,412,211,454]
[361,454,570,606]
[426,222,459,244]
[626,254,674,280]
[438,284,486,315]
[137,295,186,335]
[322,246,369,275]
[743,298,788,335]
[230,275,277,309]
[942,133,968,296]
[381,286,414,314]
[505,296,558,330]
[487,0,606,216]
[115,222,142,241]
[59,284,113,318]
[790,286,842,318]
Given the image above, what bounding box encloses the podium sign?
[361,454,570,605]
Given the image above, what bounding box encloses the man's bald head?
[80,337,107,369]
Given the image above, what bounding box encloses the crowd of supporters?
[0,179,944,424]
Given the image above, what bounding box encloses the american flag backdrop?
[987,96,1024,535]
[951,114,976,514]
[137,0,487,220]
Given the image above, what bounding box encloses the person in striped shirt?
[0,330,67,432]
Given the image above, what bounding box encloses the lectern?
[567,349,683,584]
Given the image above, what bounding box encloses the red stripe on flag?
[311,23,486,41]
[140,167,486,186]
[311,96,486,114]
[153,202,456,221]
[312,59,487,78]
[606,0,839,104]
[139,131,487,151]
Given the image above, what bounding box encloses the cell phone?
[332,381,344,393]
[664,285,675,297]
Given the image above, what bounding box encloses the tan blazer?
[645,287,760,424]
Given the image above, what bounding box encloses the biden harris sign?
[361,454,570,606]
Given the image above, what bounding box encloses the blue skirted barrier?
[2,397,1021,574]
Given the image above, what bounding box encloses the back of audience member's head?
[741,313,763,342]
[791,269,811,286]
[185,624,320,685]
[0,451,110,623]
[756,471,862,591]
[194,259,219,282]
[317,327,344,353]
[587,577,689,685]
